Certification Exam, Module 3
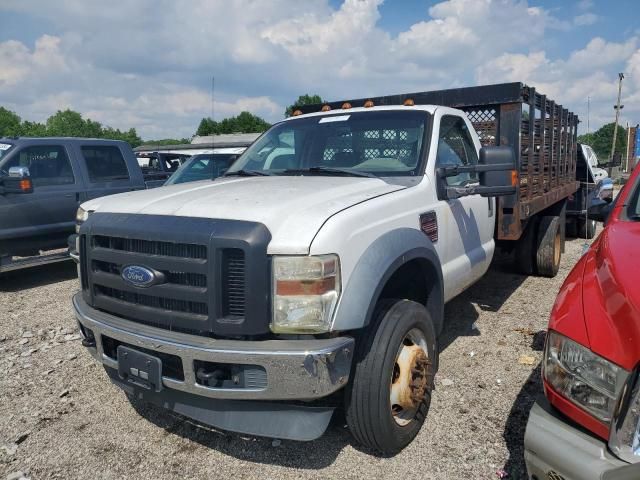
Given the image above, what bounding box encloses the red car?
[525,163,640,480]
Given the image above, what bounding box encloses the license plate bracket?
[117,345,163,392]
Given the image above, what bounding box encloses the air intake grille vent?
[222,249,246,318]
[93,235,206,259]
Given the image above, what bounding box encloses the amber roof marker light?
[403,98,415,106]
[341,102,352,110]
[321,105,332,112]
[292,109,303,116]
[364,100,374,108]
[511,170,518,187]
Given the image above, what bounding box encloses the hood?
[581,222,640,369]
[82,176,407,254]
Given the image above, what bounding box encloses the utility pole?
[626,121,631,172]
[610,72,624,175]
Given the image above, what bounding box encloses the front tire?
[345,299,437,454]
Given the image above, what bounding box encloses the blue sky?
[1,0,639,139]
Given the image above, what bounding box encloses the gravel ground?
[0,234,595,480]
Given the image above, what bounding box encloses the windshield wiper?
[283,166,375,178]
[224,169,273,177]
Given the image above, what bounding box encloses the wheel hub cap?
[390,332,431,426]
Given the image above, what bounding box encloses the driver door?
[435,114,494,299]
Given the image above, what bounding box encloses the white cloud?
[0,35,68,87]
[476,37,640,132]
[0,0,638,138]
[574,12,597,26]
[577,0,594,11]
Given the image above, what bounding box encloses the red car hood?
[581,222,640,370]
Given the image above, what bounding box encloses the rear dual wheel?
[535,216,562,277]
[577,218,597,239]
[345,299,437,454]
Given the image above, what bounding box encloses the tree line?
[194,94,325,136]
[0,95,332,146]
[577,123,628,161]
[0,107,145,147]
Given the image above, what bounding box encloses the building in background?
[134,133,260,156]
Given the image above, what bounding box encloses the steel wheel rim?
[389,327,431,426]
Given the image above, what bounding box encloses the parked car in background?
[0,137,159,273]
[581,143,608,183]
[566,143,613,239]
[524,160,640,479]
[135,152,191,185]
[164,147,247,185]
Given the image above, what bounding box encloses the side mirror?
[588,199,612,223]
[436,146,517,199]
[0,166,33,194]
[477,146,517,197]
[9,166,30,178]
[596,178,614,204]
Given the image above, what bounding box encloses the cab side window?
[81,146,130,182]
[436,116,478,186]
[5,145,75,187]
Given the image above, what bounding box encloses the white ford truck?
[71,83,579,453]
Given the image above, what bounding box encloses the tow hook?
[81,337,96,348]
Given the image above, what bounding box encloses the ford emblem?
[121,265,163,288]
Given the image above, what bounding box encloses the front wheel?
[345,299,437,454]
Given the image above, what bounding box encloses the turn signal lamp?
[511,170,518,187]
[19,179,33,192]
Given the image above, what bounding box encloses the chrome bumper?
[73,293,354,401]
[524,396,628,479]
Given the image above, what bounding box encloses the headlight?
[271,255,340,333]
[75,206,91,233]
[544,331,628,423]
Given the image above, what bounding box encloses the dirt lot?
[0,234,595,480]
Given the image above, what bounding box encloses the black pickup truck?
[0,137,155,273]
[135,152,191,185]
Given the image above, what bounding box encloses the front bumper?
[73,293,354,402]
[67,234,79,263]
[524,396,628,479]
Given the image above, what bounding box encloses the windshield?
[0,143,15,174]
[165,153,240,185]
[226,110,429,177]
[583,145,600,167]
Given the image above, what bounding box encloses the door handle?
[64,193,73,198]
